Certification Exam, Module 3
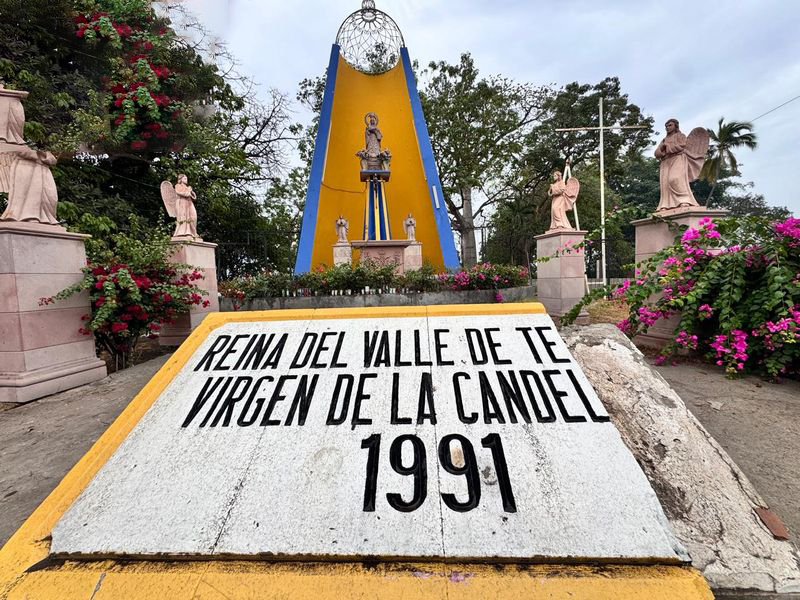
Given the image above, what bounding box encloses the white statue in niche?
[0,83,60,225]
[335,215,349,243]
[160,174,200,240]
[403,213,416,241]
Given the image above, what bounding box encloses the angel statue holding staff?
[654,118,709,212]
[547,169,580,231]
[160,174,200,240]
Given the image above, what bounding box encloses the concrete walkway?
[1,353,798,561]
[656,362,800,551]
[0,355,169,546]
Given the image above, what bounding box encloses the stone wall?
[219,285,537,312]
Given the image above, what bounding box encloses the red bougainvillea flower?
[130,140,147,151]
[111,322,129,333]
[95,297,106,307]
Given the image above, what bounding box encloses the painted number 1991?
[360,433,517,513]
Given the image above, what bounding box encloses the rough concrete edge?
[561,323,800,594]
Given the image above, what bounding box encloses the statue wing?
[565,177,580,206]
[160,181,177,218]
[685,127,710,181]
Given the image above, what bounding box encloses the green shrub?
[44,217,207,367]
[564,216,800,378]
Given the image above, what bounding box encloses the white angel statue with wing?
[547,169,580,231]
[160,174,200,240]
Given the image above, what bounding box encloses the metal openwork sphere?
[336,1,405,75]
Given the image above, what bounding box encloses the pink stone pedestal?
[159,239,219,346]
[632,208,729,347]
[351,240,420,274]
[534,229,589,321]
[0,222,107,403]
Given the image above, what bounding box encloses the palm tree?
[700,118,758,201]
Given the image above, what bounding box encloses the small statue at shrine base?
[335,215,349,243]
[403,213,416,241]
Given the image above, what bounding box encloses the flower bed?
[219,262,531,309]
[564,216,800,378]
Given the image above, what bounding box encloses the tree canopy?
[0,0,296,275]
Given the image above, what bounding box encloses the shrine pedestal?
[632,208,729,347]
[351,240,421,274]
[535,229,589,321]
[159,239,219,346]
[0,222,106,403]
[332,242,352,267]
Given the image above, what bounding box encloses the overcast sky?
[185,0,799,215]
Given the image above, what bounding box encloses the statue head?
[552,170,562,182]
[365,112,379,128]
[665,119,679,134]
[177,174,188,185]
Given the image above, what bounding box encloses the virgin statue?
[357,112,391,171]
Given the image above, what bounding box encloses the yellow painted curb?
[0,304,713,599]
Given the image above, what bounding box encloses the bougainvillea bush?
[72,0,192,152]
[564,216,800,378]
[44,219,207,366]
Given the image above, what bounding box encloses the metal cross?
[555,98,647,287]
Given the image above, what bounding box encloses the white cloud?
[185,0,799,214]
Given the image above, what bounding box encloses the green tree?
[700,118,758,200]
[420,53,545,266]
[482,77,654,268]
[0,0,295,274]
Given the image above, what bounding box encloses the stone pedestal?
[632,208,729,347]
[535,229,589,321]
[0,222,107,403]
[351,240,419,274]
[159,239,219,346]
[403,242,422,270]
[332,242,352,267]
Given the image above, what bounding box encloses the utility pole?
[555,98,647,287]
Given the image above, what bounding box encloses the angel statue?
[547,170,580,231]
[403,213,416,241]
[654,118,709,212]
[356,112,391,171]
[335,215,349,243]
[0,83,60,225]
[160,174,200,240]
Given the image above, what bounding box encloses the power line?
[752,94,800,122]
